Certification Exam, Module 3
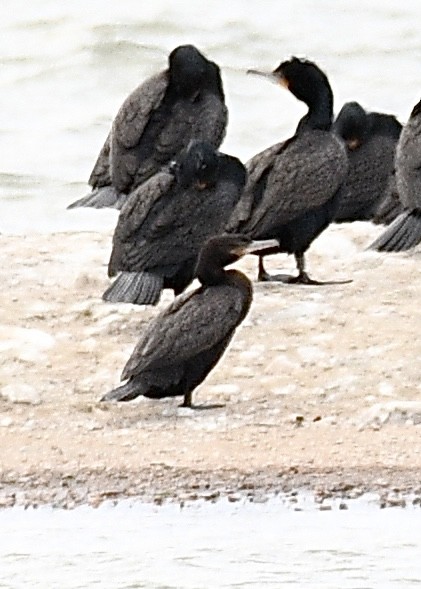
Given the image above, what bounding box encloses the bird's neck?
[298,86,333,132]
[197,265,226,286]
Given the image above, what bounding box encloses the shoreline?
[1,463,419,510]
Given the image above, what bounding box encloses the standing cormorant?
[226,57,348,284]
[370,98,421,251]
[68,45,228,209]
[332,101,402,223]
[100,235,279,407]
[103,140,246,306]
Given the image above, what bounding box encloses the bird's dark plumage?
[370,98,421,251]
[103,140,247,305]
[100,235,278,407]
[371,174,404,225]
[227,57,348,284]
[332,101,402,223]
[68,45,228,210]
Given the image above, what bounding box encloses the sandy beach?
[1,220,421,509]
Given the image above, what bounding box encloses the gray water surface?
[1,497,420,588]
[2,0,421,233]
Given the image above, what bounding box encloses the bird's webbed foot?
[179,393,225,410]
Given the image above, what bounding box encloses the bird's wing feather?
[111,169,244,273]
[225,141,286,231]
[246,132,348,235]
[88,132,111,188]
[114,171,175,241]
[107,171,175,275]
[121,285,245,380]
[112,71,169,150]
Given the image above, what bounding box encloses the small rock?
[319,504,332,511]
[228,494,241,503]
[1,384,41,405]
[358,401,421,429]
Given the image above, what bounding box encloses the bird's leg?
[257,253,300,283]
[180,390,193,408]
[289,253,316,284]
[179,389,225,410]
[258,252,351,285]
[286,253,352,285]
[257,256,274,282]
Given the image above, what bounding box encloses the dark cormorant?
[103,140,246,306]
[100,234,279,407]
[332,101,402,223]
[370,98,421,251]
[68,45,228,210]
[226,57,348,284]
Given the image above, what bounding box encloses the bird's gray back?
[110,71,227,193]
[121,283,248,381]
[109,71,169,193]
[108,170,175,276]
[116,172,243,273]
[240,131,347,236]
[337,134,397,218]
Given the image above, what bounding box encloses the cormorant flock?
[66,44,418,407]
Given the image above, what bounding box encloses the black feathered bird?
[102,140,247,306]
[370,98,421,251]
[332,101,402,223]
[227,57,348,284]
[68,45,228,210]
[100,235,279,407]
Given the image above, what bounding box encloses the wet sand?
[1,221,421,509]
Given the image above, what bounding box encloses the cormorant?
[226,57,348,284]
[370,98,421,251]
[332,101,402,223]
[68,45,228,210]
[100,234,279,407]
[103,140,246,306]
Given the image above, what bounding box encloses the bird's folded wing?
[121,286,244,379]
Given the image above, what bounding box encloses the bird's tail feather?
[67,186,121,209]
[370,210,421,252]
[100,380,140,402]
[102,271,163,305]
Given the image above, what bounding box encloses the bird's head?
[172,140,220,189]
[248,56,331,109]
[168,44,212,96]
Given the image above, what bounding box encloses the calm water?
[1,497,421,588]
[1,0,421,233]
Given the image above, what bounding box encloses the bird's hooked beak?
[240,238,280,256]
[247,69,289,89]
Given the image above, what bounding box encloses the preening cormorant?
[332,101,402,223]
[68,45,228,210]
[370,98,421,251]
[226,57,348,284]
[103,140,246,306]
[100,235,279,407]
